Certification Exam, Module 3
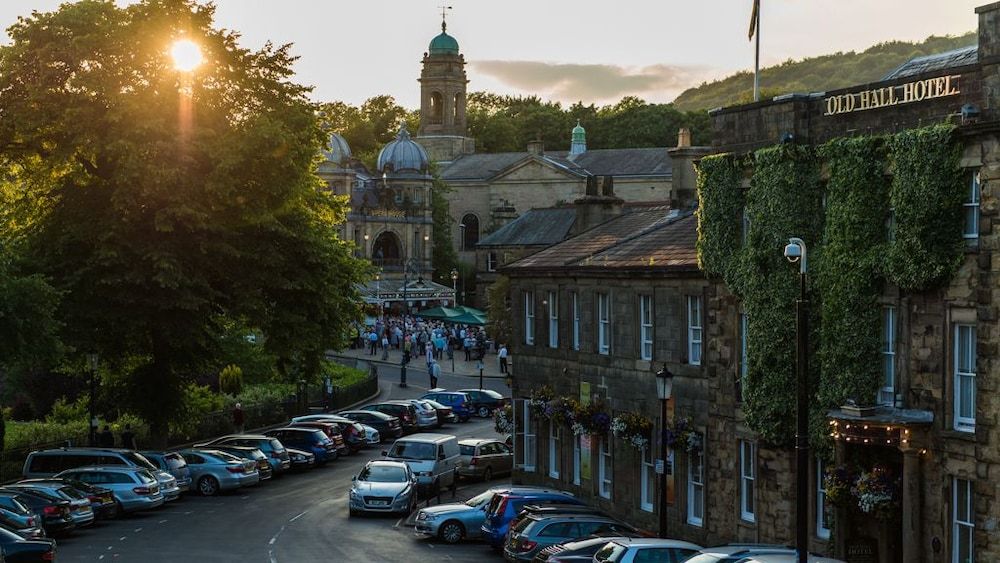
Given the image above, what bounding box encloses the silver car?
[54,466,163,514]
[359,424,381,445]
[5,482,96,528]
[456,439,512,481]
[414,487,501,543]
[348,460,416,516]
[177,449,259,496]
[390,400,438,430]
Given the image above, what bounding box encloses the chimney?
[677,127,692,148]
[570,175,624,236]
[527,139,544,156]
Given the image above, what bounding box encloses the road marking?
[99,556,104,560]
[158,519,168,524]
[133,528,142,533]
[119,537,126,541]
[288,510,307,523]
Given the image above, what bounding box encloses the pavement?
[332,345,512,380]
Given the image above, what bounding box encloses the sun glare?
[170,39,203,72]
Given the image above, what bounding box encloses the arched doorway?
[372,231,402,268]
[429,92,443,124]
[461,213,480,250]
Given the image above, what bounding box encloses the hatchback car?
[337,410,402,441]
[739,554,847,563]
[348,460,416,516]
[0,492,46,539]
[532,534,636,562]
[0,525,57,562]
[287,421,349,456]
[592,538,704,563]
[286,448,316,471]
[505,514,643,561]
[362,402,419,434]
[200,445,273,481]
[0,488,74,536]
[55,466,164,514]
[140,451,193,493]
[264,428,337,464]
[421,390,473,422]
[6,482,94,529]
[457,439,513,481]
[684,545,830,563]
[20,478,116,520]
[176,449,259,496]
[458,388,506,418]
[422,399,458,425]
[414,487,506,544]
[198,435,291,475]
[291,415,367,453]
[388,400,438,430]
[481,488,583,549]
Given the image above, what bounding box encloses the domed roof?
[377,124,429,174]
[428,22,459,55]
[572,121,586,141]
[322,133,352,165]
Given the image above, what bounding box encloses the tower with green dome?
[416,12,475,163]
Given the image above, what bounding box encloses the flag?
[748,0,760,41]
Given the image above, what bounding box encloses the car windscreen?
[465,489,497,507]
[57,486,86,500]
[137,471,157,484]
[459,445,476,456]
[481,390,504,399]
[510,516,534,534]
[123,452,158,470]
[358,465,407,483]
[594,543,627,563]
[388,441,436,460]
[164,454,187,470]
[269,439,284,452]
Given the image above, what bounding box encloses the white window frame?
[548,423,560,479]
[687,441,704,526]
[739,311,748,398]
[524,291,535,346]
[953,477,974,563]
[640,295,653,361]
[598,434,612,499]
[953,324,976,432]
[963,170,980,240]
[572,292,580,351]
[522,403,536,472]
[640,445,654,512]
[548,291,559,349]
[687,296,703,365]
[816,457,830,539]
[598,293,611,355]
[880,306,897,407]
[739,440,755,523]
[487,251,497,272]
[572,435,581,485]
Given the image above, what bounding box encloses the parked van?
[23,448,159,479]
[382,433,460,494]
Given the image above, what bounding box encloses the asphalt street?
[56,376,512,563]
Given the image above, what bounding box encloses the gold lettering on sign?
[823,75,962,116]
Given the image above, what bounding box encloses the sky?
[0,0,984,109]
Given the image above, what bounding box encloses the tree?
[0,0,366,443]
[486,276,512,347]
[429,167,458,281]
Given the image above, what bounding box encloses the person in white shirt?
[497,344,509,374]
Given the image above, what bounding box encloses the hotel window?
[548,424,560,479]
[739,440,756,523]
[522,403,536,472]
[598,434,613,499]
[816,457,830,539]
[739,311,749,400]
[548,291,559,349]
[598,293,611,355]
[487,252,498,272]
[687,296,703,365]
[572,292,580,351]
[523,292,535,346]
[953,324,976,432]
[953,477,974,563]
[880,306,897,407]
[572,435,581,486]
[687,443,704,526]
[963,171,980,241]
[640,295,653,361]
[640,446,654,512]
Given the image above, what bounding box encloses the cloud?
[470,60,715,104]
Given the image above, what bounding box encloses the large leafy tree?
[0,0,366,441]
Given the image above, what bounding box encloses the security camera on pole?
[784,237,809,563]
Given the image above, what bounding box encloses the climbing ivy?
[885,124,965,290]
[695,153,743,280]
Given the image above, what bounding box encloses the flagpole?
[753,0,760,102]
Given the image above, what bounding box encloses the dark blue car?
[421,390,474,422]
[264,428,337,465]
[480,487,583,548]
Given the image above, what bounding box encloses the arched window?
[372,231,402,267]
[429,92,443,123]
[461,214,480,250]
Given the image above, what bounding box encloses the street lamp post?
[655,365,674,539]
[450,269,459,306]
[87,354,99,446]
[783,237,809,563]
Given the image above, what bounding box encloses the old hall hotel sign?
[824,74,961,116]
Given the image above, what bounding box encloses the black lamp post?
[783,237,809,563]
[450,269,459,306]
[655,364,674,539]
[87,353,99,446]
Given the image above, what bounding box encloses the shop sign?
[824,75,960,116]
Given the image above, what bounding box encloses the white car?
[360,424,380,445]
[740,555,846,563]
[684,545,844,563]
[594,538,703,563]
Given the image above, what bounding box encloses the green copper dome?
[572,121,586,142]
[428,22,459,55]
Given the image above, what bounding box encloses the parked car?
[358,424,381,445]
[684,545,831,563]
[480,488,583,549]
[505,514,645,561]
[6,483,94,529]
[414,487,508,544]
[348,460,416,516]
[421,399,458,425]
[24,447,156,478]
[390,400,439,430]
[200,445,273,481]
[0,492,46,539]
[421,389,474,422]
[198,435,290,475]
[19,478,116,520]
[457,439,513,481]
[176,449,259,496]
[55,466,164,515]
[139,451,193,493]
[592,538,704,563]
[287,421,348,456]
[290,415,368,453]
[337,410,402,441]
[458,388,506,418]
[0,524,57,563]
[508,504,611,539]
[362,402,419,434]
[285,448,316,471]
[739,554,847,563]
[0,488,74,536]
[531,534,638,562]
[264,428,337,464]
[382,433,460,495]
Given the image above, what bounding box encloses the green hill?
[673,32,977,112]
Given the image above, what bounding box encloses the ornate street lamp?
[783,237,809,563]
[655,364,674,539]
[450,269,459,306]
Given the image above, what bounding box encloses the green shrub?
[219,364,244,395]
[320,361,368,387]
[45,396,89,425]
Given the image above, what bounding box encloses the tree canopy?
[0,0,367,440]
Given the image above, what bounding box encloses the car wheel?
[439,520,465,544]
[477,406,490,418]
[197,475,220,496]
[483,467,493,482]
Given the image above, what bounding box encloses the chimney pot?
[677,128,692,148]
[527,140,544,156]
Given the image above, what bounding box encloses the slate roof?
[477,207,577,247]
[439,148,672,181]
[882,45,978,80]
[505,208,697,273]
[439,153,532,181]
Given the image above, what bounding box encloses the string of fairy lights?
[828,420,928,455]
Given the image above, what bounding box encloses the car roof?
[741,555,846,563]
[216,434,270,441]
[502,486,576,497]
[607,538,704,550]
[339,410,393,419]
[698,545,792,555]
[58,465,147,473]
[398,433,456,443]
[367,460,408,469]
[270,427,318,434]
[527,513,620,524]
[458,438,495,446]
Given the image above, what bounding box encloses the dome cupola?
[428,21,460,55]
[570,120,587,156]
[377,124,430,174]
[322,132,352,165]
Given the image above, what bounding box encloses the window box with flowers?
[611,411,653,450]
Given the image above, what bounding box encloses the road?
[56,377,512,563]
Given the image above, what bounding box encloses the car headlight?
[349,489,360,499]
[291,454,304,461]
[416,471,432,477]
[417,511,437,521]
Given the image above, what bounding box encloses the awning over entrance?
[357,278,456,305]
[827,405,933,448]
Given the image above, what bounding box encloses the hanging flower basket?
[494,403,514,434]
[570,401,612,436]
[611,411,653,450]
[528,385,555,419]
[663,417,701,453]
[544,397,578,427]
[823,464,855,507]
[851,464,900,520]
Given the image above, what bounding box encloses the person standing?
[425,341,434,371]
[369,330,378,355]
[99,425,114,447]
[429,358,441,389]
[497,344,509,374]
[120,424,137,450]
[232,403,245,433]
